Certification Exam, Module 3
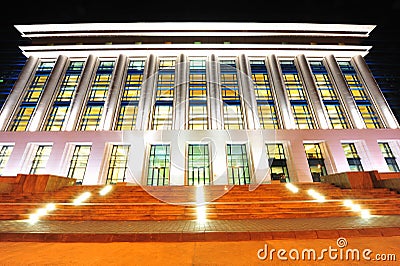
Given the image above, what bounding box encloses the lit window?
[266,143,289,182]
[0,145,14,176]
[280,60,315,129]
[29,145,52,174]
[220,60,244,129]
[226,144,250,185]
[188,58,208,130]
[309,60,349,129]
[378,142,400,172]
[106,145,130,184]
[187,144,211,185]
[152,59,175,130]
[304,143,327,181]
[341,143,364,171]
[115,59,145,130]
[44,61,85,131]
[147,144,170,186]
[67,145,92,184]
[8,61,56,131]
[79,60,115,131]
[338,61,382,128]
[250,60,279,129]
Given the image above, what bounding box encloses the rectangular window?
[44,61,85,131]
[338,61,382,128]
[341,143,364,171]
[309,60,349,129]
[152,59,175,130]
[250,59,279,129]
[280,60,315,129]
[188,58,208,130]
[147,144,170,186]
[226,144,250,185]
[187,144,211,186]
[304,143,327,181]
[220,60,244,129]
[115,59,145,130]
[106,145,130,184]
[79,60,115,131]
[67,145,92,184]
[266,143,289,182]
[378,142,400,172]
[0,145,14,176]
[29,145,52,174]
[8,61,56,131]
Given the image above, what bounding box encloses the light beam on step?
[26,202,57,225]
[195,185,207,224]
[99,185,113,196]
[73,191,91,205]
[307,189,326,202]
[285,183,299,193]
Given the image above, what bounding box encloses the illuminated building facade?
[0,22,398,185]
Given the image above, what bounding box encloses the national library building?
[0,22,399,186]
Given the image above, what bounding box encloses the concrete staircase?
[1,182,400,221]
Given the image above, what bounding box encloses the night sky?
[0,0,399,114]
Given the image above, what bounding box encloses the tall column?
[65,54,97,131]
[238,54,259,130]
[135,54,157,130]
[266,54,295,129]
[102,54,128,130]
[295,54,330,129]
[352,55,399,129]
[324,54,365,129]
[28,55,69,131]
[173,54,188,130]
[0,56,39,131]
[207,54,224,129]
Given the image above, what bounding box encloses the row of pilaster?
[0,53,397,132]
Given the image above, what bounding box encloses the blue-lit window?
[280,60,315,129]
[29,145,52,174]
[67,145,92,184]
[309,60,349,129]
[250,60,279,129]
[266,143,289,182]
[342,143,364,171]
[152,59,175,130]
[378,142,400,172]
[226,143,250,185]
[44,61,85,131]
[115,59,145,130]
[188,58,208,130]
[106,145,130,184]
[8,61,56,131]
[79,60,115,131]
[338,61,382,128]
[0,57,25,110]
[147,144,170,186]
[220,60,244,129]
[187,144,211,185]
[304,143,327,182]
[0,145,14,176]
